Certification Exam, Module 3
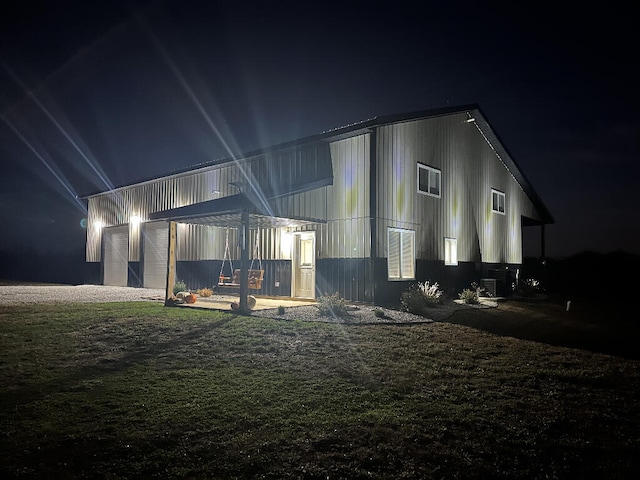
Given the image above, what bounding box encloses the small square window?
[418,164,441,198]
[491,189,505,214]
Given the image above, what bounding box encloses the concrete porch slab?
[176,294,316,312]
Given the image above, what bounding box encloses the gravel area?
[254,300,492,324]
[0,285,165,305]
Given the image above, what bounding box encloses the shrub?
[373,307,386,318]
[400,281,443,315]
[196,287,213,297]
[517,278,544,297]
[173,280,187,295]
[316,292,349,318]
[458,288,479,304]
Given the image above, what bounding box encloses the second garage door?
[143,222,169,289]
[103,225,129,287]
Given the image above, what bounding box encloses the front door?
[293,232,315,299]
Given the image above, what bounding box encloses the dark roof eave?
[148,193,248,222]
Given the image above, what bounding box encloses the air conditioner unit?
[479,278,496,297]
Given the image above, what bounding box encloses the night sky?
[1,0,639,281]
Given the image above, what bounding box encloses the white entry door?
[293,232,315,299]
[103,225,129,287]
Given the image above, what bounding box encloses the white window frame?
[387,228,415,280]
[417,164,441,198]
[445,237,458,266]
[491,189,505,215]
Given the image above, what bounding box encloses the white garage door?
[103,225,129,287]
[143,222,169,289]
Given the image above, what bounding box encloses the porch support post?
[164,221,177,305]
[239,209,250,313]
[540,223,546,261]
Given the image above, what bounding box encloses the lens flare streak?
[141,20,274,217]
[1,113,86,214]
[3,64,115,194]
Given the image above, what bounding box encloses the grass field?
[1,300,639,479]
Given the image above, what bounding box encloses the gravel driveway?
[0,284,165,305]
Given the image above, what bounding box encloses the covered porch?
[149,179,330,314]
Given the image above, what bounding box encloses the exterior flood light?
[130,215,141,225]
[94,220,104,230]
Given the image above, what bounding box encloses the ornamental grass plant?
[400,281,443,316]
[316,292,349,318]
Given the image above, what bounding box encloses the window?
[445,237,458,266]
[491,189,505,214]
[299,238,313,266]
[417,164,441,197]
[388,228,415,280]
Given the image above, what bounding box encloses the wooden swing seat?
[218,269,264,290]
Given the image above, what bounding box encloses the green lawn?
[1,302,639,479]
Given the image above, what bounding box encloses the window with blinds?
[387,227,415,280]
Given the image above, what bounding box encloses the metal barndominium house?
[83,104,554,308]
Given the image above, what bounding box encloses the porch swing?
[217,228,264,290]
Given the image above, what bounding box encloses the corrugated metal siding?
[253,227,296,261]
[316,258,373,302]
[176,224,238,261]
[87,142,332,262]
[271,187,328,221]
[128,220,141,261]
[374,113,539,266]
[175,225,304,264]
[313,135,370,259]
